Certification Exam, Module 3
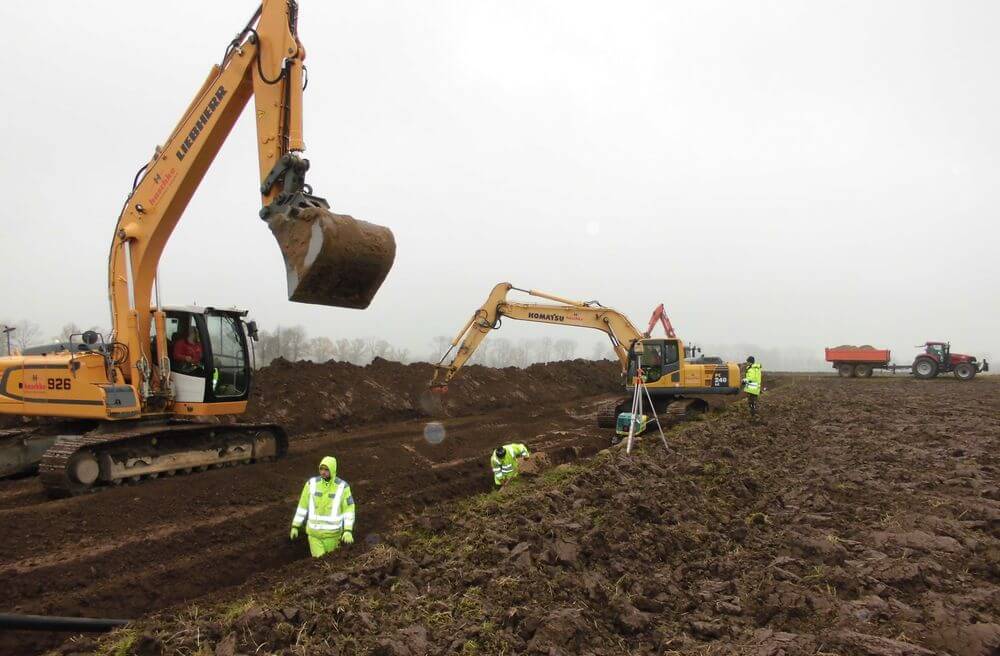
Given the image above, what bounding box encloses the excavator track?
[0,421,98,479]
[596,401,624,429]
[597,395,709,431]
[0,428,57,478]
[38,422,287,498]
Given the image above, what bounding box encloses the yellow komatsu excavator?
[430,283,741,426]
[0,1,396,496]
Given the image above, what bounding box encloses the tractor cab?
[151,306,256,406]
[923,341,949,362]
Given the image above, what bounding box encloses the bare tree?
[535,336,554,363]
[308,336,335,362]
[333,338,367,365]
[282,325,308,361]
[388,346,410,363]
[57,322,82,343]
[429,336,452,362]
[510,342,528,368]
[365,337,393,362]
[14,320,40,352]
[488,337,512,367]
[257,329,283,366]
[591,340,612,361]
[553,338,576,361]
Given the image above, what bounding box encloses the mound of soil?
[84,377,1000,656]
[243,358,621,436]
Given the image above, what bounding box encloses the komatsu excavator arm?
[109,0,395,401]
[430,283,646,388]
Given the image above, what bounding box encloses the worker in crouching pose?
[290,456,356,558]
[742,356,763,420]
[491,443,530,488]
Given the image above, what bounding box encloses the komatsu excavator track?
[38,422,287,498]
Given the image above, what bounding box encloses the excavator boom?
[431,283,645,388]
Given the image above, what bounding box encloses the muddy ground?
[58,374,1000,656]
[241,357,621,435]
[0,360,621,656]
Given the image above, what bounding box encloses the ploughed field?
[61,373,1000,656]
[0,359,621,656]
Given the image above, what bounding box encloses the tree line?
[0,318,612,368]
[255,327,413,367]
[257,326,602,368]
[0,318,861,372]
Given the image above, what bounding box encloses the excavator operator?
[171,323,204,375]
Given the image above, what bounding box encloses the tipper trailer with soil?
[0,1,397,492]
[825,342,988,380]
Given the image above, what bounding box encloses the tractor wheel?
[837,363,856,378]
[855,363,874,378]
[953,362,976,381]
[913,357,938,380]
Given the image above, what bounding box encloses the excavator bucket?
[266,207,396,309]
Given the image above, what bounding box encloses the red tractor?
[912,342,988,381]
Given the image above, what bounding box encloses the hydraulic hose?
[0,612,130,632]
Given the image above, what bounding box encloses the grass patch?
[539,463,584,485]
[219,597,258,627]
[97,628,137,656]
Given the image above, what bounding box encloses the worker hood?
[318,456,337,478]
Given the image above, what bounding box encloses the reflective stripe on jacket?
[490,443,530,486]
[743,363,762,396]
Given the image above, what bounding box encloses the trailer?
[825,342,988,381]
[825,346,894,378]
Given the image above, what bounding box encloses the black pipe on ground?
[0,612,129,632]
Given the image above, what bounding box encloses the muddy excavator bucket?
[266,207,396,309]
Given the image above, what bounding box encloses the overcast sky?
[2,1,997,365]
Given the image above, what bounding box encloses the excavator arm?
[430,283,645,388]
[108,1,395,397]
[644,303,677,338]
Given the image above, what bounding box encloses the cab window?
[205,314,248,398]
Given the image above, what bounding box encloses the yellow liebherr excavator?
[0,2,396,495]
[431,283,741,426]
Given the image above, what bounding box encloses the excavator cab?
[627,339,681,384]
[153,307,253,405]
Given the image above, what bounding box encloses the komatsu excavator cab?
[626,338,739,394]
[152,307,253,406]
[626,339,681,384]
